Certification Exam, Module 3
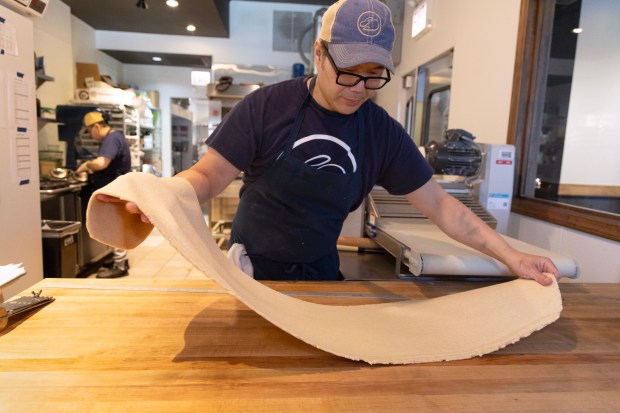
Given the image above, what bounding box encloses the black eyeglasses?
[321,42,391,90]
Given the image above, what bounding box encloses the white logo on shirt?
[292,134,357,174]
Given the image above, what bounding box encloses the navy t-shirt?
[93,129,131,189]
[206,77,433,210]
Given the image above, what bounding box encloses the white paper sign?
[0,18,19,56]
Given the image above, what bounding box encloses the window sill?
[512,197,620,243]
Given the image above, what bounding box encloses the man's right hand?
[96,194,152,224]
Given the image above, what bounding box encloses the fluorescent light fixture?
[186,24,196,32]
[166,0,179,7]
[152,56,163,62]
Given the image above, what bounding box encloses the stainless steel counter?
[39,182,85,198]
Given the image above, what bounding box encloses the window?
[404,50,453,147]
[509,0,620,242]
[425,86,450,145]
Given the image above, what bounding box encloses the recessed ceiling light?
[186,24,196,32]
[152,56,163,62]
[166,0,179,7]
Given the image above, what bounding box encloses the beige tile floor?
[111,227,208,280]
[103,226,398,281]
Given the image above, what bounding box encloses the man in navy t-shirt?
[108,0,559,285]
[77,111,131,278]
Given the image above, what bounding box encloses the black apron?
[230,77,365,280]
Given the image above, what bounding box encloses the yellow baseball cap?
[83,111,105,127]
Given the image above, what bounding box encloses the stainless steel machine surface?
[367,219,578,279]
[365,140,578,280]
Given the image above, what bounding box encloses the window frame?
[508,0,620,242]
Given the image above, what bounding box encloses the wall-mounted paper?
[10,73,32,184]
[0,18,19,56]
[0,263,26,287]
[0,71,6,128]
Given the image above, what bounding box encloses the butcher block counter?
[1,278,619,412]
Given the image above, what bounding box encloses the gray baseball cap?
[320,0,395,73]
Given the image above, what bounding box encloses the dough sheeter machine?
[364,130,578,279]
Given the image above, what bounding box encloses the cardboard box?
[76,63,101,88]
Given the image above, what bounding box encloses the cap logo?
[357,11,382,38]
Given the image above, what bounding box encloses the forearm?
[174,148,241,205]
[79,157,108,172]
[406,179,559,285]
[429,194,519,266]
[175,168,215,205]
[405,179,521,267]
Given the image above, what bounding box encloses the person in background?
[77,111,131,278]
[101,0,560,285]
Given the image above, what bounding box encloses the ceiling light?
[152,56,163,62]
[572,27,583,34]
[136,0,148,9]
[186,24,196,32]
[166,0,179,7]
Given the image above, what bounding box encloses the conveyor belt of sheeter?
[365,192,578,279]
[368,190,498,229]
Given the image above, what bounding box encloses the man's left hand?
[508,252,560,286]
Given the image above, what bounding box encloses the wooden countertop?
[1,278,619,412]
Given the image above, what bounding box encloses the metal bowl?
[49,167,69,179]
[49,167,89,183]
[72,171,89,182]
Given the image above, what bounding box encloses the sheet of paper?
[0,71,6,128]
[0,263,26,287]
[10,74,33,185]
[0,17,19,57]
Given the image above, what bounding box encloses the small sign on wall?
[191,71,211,86]
[411,0,432,39]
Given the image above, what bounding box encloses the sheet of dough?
[86,173,562,365]
[376,218,578,278]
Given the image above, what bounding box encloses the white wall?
[377,0,521,145]
[71,16,123,84]
[33,0,73,157]
[376,0,620,282]
[33,0,123,159]
[509,214,620,283]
